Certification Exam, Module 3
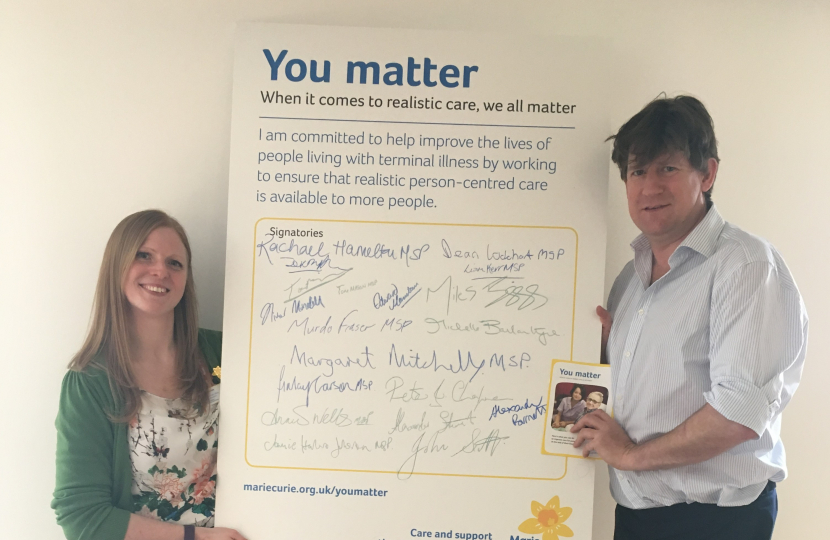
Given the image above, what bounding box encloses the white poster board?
[218,23,610,540]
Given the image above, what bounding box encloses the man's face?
[625,151,717,247]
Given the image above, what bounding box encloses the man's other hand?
[597,305,612,364]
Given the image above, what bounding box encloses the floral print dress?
[129,385,219,526]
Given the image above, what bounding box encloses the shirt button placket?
[616,293,652,415]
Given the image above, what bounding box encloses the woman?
[52,210,246,540]
[551,384,586,429]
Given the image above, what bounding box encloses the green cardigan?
[52,329,222,540]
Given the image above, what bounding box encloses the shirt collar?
[677,204,725,258]
[630,205,725,258]
[630,206,725,287]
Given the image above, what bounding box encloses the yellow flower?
[212,366,221,379]
[518,496,573,540]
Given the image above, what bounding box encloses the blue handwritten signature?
[488,396,547,426]
[292,295,325,314]
[257,238,327,265]
[281,252,343,274]
[373,283,421,310]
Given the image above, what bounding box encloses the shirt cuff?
[703,377,775,437]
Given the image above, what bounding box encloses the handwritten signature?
[373,283,421,311]
[424,318,560,345]
[284,268,352,302]
[488,396,547,422]
[397,431,449,479]
[452,429,509,457]
[472,276,548,310]
[388,344,531,383]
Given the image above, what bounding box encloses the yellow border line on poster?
[540,359,610,460]
[244,217,580,481]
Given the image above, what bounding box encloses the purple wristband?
[184,525,195,540]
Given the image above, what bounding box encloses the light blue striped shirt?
[607,205,808,508]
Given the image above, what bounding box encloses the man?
[571,95,808,540]
[568,391,605,432]
[582,391,605,415]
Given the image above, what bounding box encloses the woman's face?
[122,227,188,320]
[571,387,582,401]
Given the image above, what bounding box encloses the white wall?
[1,2,827,538]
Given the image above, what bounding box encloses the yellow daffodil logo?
[518,496,573,540]
[212,366,221,380]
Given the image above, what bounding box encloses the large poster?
[218,23,610,540]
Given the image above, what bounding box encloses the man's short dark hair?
[608,95,720,207]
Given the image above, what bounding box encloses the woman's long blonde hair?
[69,210,209,421]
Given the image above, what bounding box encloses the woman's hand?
[195,527,248,540]
[126,516,248,540]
